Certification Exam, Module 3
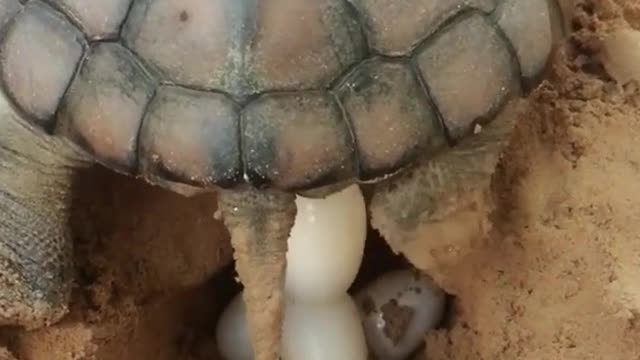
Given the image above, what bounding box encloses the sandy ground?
[2,0,640,359]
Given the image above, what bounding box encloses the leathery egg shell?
[355,269,447,360]
[282,294,368,360]
[285,184,367,303]
[216,291,368,360]
[216,292,253,360]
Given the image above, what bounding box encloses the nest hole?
[209,224,455,359]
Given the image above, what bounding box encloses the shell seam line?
[331,92,361,182]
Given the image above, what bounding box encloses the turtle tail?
[217,187,296,360]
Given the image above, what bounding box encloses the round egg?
[285,184,367,304]
[282,294,368,360]
[216,292,253,360]
[216,291,368,360]
[355,269,447,360]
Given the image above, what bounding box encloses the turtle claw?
[218,187,296,360]
[370,99,526,274]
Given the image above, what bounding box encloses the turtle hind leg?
[217,187,296,360]
[0,111,88,329]
[369,99,526,276]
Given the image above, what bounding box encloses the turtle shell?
[0,0,563,192]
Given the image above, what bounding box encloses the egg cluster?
[216,184,446,359]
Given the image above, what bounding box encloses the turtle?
[0,0,565,359]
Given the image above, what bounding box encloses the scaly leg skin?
[370,99,526,278]
[217,187,296,360]
[0,96,88,331]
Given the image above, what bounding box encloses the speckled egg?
[355,269,447,360]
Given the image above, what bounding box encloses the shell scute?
[0,1,85,129]
[122,0,366,97]
[0,0,21,28]
[50,0,132,40]
[122,0,240,92]
[138,85,242,188]
[244,0,366,95]
[243,92,355,190]
[495,0,563,85]
[55,42,155,173]
[335,58,445,181]
[350,0,497,55]
[415,13,520,140]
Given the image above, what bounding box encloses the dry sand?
[2,0,640,359]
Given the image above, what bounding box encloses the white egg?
[216,292,253,360]
[285,184,367,304]
[282,294,368,360]
[216,291,368,360]
[355,269,447,360]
